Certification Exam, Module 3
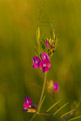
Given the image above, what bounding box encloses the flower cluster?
[23,96,37,113]
[33,52,51,72]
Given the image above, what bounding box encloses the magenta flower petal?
[46,61,51,68]
[39,61,43,70]
[43,67,49,72]
[32,104,38,109]
[53,82,59,92]
[39,60,51,72]
[33,64,38,69]
[46,40,50,48]
[23,109,28,112]
[33,56,40,69]
[23,102,30,109]
[25,96,32,106]
[41,53,50,61]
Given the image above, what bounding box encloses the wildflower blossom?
[25,96,32,105]
[23,96,37,113]
[41,52,50,61]
[33,56,40,69]
[39,60,51,72]
[23,96,32,109]
[33,53,51,72]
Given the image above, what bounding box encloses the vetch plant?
[23,27,81,121]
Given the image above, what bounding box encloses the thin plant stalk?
[37,72,47,112]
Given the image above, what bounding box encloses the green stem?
[30,72,47,121]
[37,72,47,112]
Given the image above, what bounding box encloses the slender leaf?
[54,102,69,115]
[68,116,81,121]
[36,26,40,47]
[53,31,56,40]
[61,109,75,118]
[52,114,65,121]
[46,99,62,112]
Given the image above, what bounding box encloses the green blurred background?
[0,0,81,121]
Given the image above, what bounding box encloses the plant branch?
[37,112,66,121]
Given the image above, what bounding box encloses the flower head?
[23,96,37,113]
[53,82,59,92]
[23,96,32,109]
[41,53,50,61]
[25,96,32,106]
[33,56,40,69]
[39,60,51,72]
[23,102,30,109]
[33,53,51,72]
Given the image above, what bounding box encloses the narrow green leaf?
[61,109,75,118]
[46,99,62,112]
[38,95,45,112]
[53,31,56,40]
[36,26,40,46]
[54,102,69,115]
[68,116,81,121]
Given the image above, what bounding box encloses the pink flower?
[23,102,30,109]
[25,96,32,106]
[41,53,50,61]
[53,82,59,92]
[23,96,37,112]
[46,40,50,49]
[33,56,40,69]
[23,96,32,109]
[39,60,51,72]
[32,53,51,72]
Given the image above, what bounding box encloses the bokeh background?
[0,0,81,121]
